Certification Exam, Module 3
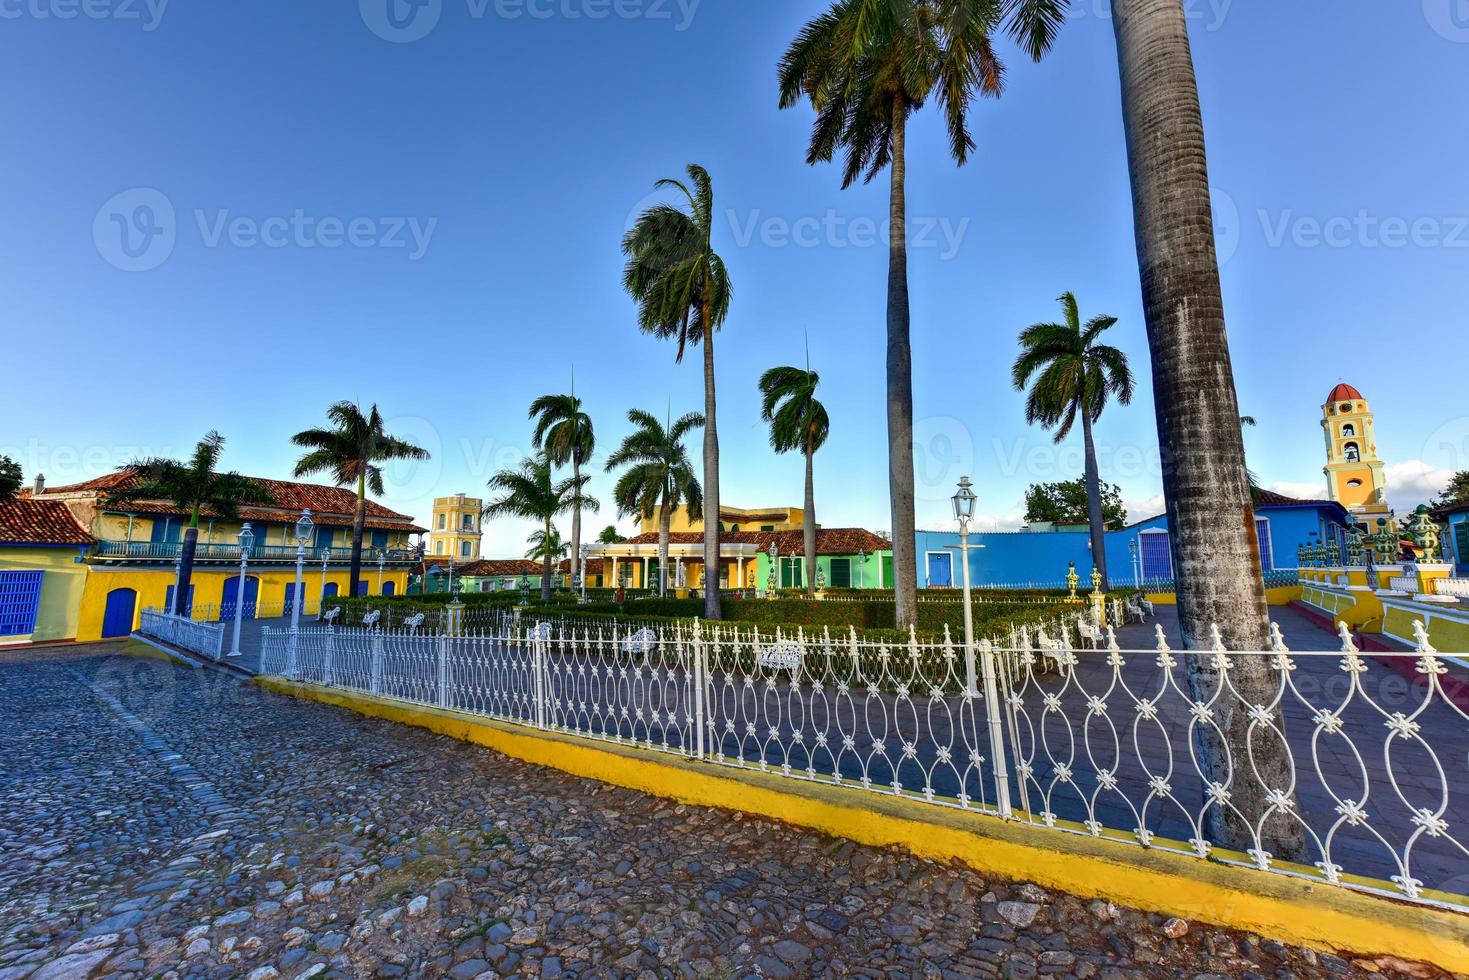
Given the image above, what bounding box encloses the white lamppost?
[579,544,590,600]
[228,523,254,659]
[317,546,332,619]
[857,548,867,591]
[953,476,1011,819]
[1128,537,1141,592]
[375,548,387,595]
[291,510,313,632]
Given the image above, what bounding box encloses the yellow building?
[429,494,483,560]
[21,470,425,643]
[1321,383,1392,525]
[641,504,805,536]
[0,498,93,646]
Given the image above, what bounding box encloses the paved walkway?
[0,645,1451,979]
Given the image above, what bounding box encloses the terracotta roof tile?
[0,499,94,546]
[39,470,425,532]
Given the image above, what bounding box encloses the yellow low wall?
[1144,585,1301,608]
[256,676,1469,973]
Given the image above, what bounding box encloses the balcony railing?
[92,540,418,564]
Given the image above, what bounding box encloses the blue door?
[317,528,335,554]
[323,582,339,600]
[164,584,196,616]
[370,530,389,551]
[221,575,260,619]
[283,582,300,617]
[102,588,138,638]
[926,553,953,589]
[0,571,44,638]
[356,581,369,597]
[383,581,396,596]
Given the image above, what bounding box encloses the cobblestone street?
[0,646,1456,980]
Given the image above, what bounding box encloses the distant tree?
[1432,472,1469,510]
[1012,292,1135,588]
[597,525,626,545]
[605,408,704,597]
[1024,478,1127,531]
[292,402,430,598]
[759,364,829,594]
[485,453,589,603]
[107,432,270,616]
[529,391,596,590]
[525,525,569,565]
[0,456,21,503]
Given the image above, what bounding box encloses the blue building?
[1434,501,1469,575]
[915,490,1352,590]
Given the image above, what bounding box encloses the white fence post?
[436,631,450,709]
[691,622,707,761]
[285,627,299,681]
[978,639,1014,819]
[369,627,382,696]
[533,630,547,730]
[324,626,336,687]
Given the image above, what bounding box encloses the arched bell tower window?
[1344,441,1361,462]
[1342,423,1356,437]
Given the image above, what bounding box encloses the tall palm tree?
[485,454,589,603]
[1108,0,1301,857]
[779,0,1016,628]
[759,365,830,593]
[1012,293,1134,589]
[604,409,704,597]
[108,432,270,616]
[529,390,596,592]
[622,165,730,618]
[597,525,625,545]
[292,402,430,598]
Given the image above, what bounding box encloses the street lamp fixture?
[228,522,254,659]
[951,475,977,527]
[951,476,1011,819]
[286,510,312,677]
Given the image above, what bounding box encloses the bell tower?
[1322,383,1390,523]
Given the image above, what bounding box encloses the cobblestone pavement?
[0,647,1457,980]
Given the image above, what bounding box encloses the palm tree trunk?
[887,94,918,630]
[350,473,366,599]
[542,517,554,603]
[702,297,723,619]
[804,440,817,594]
[570,456,583,596]
[1113,0,1302,859]
[175,518,199,617]
[658,504,671,598]
[1080,410,1109,590]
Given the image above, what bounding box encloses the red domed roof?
[1327,383,1363,403]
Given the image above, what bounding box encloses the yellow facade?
[72,566,410,643]
[642,505,804,536]
[0,547,89,645]
[429,494,483,560]
[1322,386,1390,520]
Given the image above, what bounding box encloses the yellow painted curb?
[255,676,1469,973]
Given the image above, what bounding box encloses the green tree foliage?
[1024,477,1127,531]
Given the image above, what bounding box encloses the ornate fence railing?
[138,608,226,662]
[258,615,1469,912]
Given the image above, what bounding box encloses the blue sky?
[2,0,1466,555]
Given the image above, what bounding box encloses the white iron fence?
[138,608,226,662]
[259,616,1469,912]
